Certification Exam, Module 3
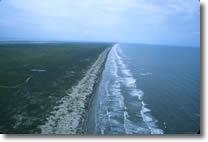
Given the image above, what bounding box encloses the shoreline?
[40,46,112,134]
[81,46,112,134]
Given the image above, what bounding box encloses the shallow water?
[88,43,200,134]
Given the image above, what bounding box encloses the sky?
[0,0,200,47]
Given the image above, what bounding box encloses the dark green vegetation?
[0,42,112,134]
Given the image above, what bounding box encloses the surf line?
[113,44,164,134]
[40,47,111,134]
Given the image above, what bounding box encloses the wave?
[112,44,163,134]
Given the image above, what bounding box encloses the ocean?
[87,43,200,134]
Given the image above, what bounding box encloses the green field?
[0,42,112,133]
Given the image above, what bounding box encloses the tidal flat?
[0,42,112,134]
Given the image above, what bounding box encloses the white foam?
[95,45,127,134]
[142,107,151,113]
[124,77,136,87]
[122,69,132,76]
[111,48,119,78]
[140,72,152,76]
[96,44,163,134]
[114,45,163,134]
[163,122,167,129]
[140,101,164,134]
[106,110,111,122]
[31,69,47,72]
[131,89,144,100]
[123,111,129,133]
[105,80,110,96]
[119,97,124,108]
[101,129,104,134]
[124,111,149,134]
[143,115,153,122]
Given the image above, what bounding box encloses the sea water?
[88,43,200,134]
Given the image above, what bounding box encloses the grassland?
[0,42,113,134]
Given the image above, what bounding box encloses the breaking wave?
[94,44,163,134]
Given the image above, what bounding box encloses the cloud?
[0,0,200,46]
[4,0,199,28]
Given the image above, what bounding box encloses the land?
[0,42,113,134]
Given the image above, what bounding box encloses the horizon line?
[0,39,200,48]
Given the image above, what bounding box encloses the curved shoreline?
[40,47,112,134]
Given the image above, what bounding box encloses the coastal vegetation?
[0,42,112,133]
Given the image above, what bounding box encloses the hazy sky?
[0,0,200,46]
